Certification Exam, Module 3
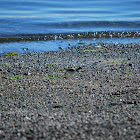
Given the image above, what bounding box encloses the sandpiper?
[64,66,82,74]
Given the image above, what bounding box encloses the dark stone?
[128,63,132,66]
[52,105,63,108]
[24,72,28,75]
[7,69,11,72]
[134,101,137,105]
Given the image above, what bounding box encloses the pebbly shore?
[0,43,140,140]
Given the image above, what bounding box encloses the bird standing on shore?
[64,66,82,75]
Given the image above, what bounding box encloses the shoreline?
[0,31,140,43]
[0,43,140,139]
[0,36,140,56]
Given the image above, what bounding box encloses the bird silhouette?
[64,66,82,74]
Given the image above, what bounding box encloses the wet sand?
[0,43,140,139]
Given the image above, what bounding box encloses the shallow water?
[0,0,140,53]
[0,37,140,55]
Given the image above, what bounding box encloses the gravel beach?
[0,43,140,140]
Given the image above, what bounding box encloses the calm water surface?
[1,0,140,35]
[0,0,140,53]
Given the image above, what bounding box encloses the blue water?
[0,0,140,35]
[0,37,140,54]
[0,0,140,53]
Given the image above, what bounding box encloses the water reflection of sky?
[0,0,140,21]
[0,37,140,55]
[0,0,140,35]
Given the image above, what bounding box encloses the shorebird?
[64,66,82,75]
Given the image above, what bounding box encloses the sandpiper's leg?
[65,72,74,79]
[64,71,69,79]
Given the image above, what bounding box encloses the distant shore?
[0,31,140,43]
[0,43,140,139]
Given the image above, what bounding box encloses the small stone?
[24,72,28,75]
[120,99,123,102]
[21,136,27,140]
[128,63,132,66]
[134,101,137,105]
[0,130,4,135]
